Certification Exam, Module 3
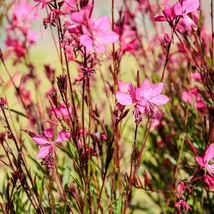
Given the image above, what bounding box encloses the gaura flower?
[116,79,169,116]
[32,128,70,159]
[195,143,214,176]
[175,199,192,213]
[173,0,199,29]
[80,16,119,53]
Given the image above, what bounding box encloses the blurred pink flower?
[177,181,191,198]
[80,16,119,53]
[201,175,214,189]
[32,128,70,159]
[182,88,206,110]
[50,103,72,119]
[196,143,214,176]
[13,1,35,20]
[175,199,192,213]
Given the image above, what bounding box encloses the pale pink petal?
[63,0,76,9]
[94,16,110,32]
[195,156,205,167]
[204,144,214,164]
[141,79,151,91]
[173,2,183,16]
[141,88,153,100]
[32,136,50,145]
[150,95,169,105]
[54,130,70,143]
[98,31,119,44]
[182,91,193,103]
[36,145,53,159]
[182,0,199,14]
[94,40,106,53]
[116,92,133,105]
[206,164,214,176]
[44,128,54,139]
[118,81,130,92]
[80,35,93,50]
[183,15,197,29]
[137,105,146,114]
[151,83,163,97]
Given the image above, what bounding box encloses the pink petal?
[183,15,197,29]
[36,145,52,159]
[141,79,151,91]
[32,136,50,145]
[150,95,169,105]
[136,105,146,114]
[94,16,110,32]
[94,42,106,53]
[163,5,172,19]
[44,128,54,139]
[154,15,167,22]
[118,81,130,92]
[116,92,132,105]
[204,144,214,164]
[173,2,183,16]
[182,0,199,14]
[139,88,153,100]
[182,91,193,103]
[128,84,136,100]
[54,130,71,143]
[151,83,163,97]
[80,35,93,50]
[98,31,119,44]
[195,156,205,167]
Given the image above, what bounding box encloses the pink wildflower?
[154,4,175,23]
[201,175,214,190]
[116,79,169,117]
[157,33,171,51]
[173,0,199,29]
[13,1,35,20]
[32,128,70,159]
[177,181,191,198]
[175,199,192,213]
[50,103,72,119]
[80,16,119,53]
[195,143,214,176]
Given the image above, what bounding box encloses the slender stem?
[123,118,152,213]
[123,124,138,213]
[161,41,171,81]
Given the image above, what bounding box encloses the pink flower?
[173,0,199,29]
[154,4,175,23]
[182,88,206,110]
[196,143,214,176]
[50,103,72,119]
[32,128,70,159]
[157,33,171,51]
[80,16,119,53]
[26,30,38,44]
[201,175,214,189]
[13,1,35,20]
[175,199,192,213]
[177,181,191,198]
[116,79,169,116]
